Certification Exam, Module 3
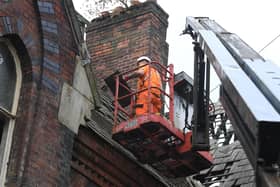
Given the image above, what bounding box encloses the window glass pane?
[0,116,4,145]
[0,114,7,171]
[0,42,16,111]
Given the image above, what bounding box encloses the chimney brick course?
[86,1,169,90]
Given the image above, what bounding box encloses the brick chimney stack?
[86,1,169,90]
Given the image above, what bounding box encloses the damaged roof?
[194,141,255,187]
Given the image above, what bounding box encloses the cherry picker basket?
[106,61,212,177]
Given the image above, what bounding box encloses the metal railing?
[113,61,175,126]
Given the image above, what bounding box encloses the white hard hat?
[137,56,151,63]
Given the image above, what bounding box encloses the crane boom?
[184,17,280,187]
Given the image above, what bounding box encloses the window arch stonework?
[0,38,22,185]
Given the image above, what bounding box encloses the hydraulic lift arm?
[184,17,280,187]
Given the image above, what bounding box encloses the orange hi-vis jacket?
[136,64,162,116]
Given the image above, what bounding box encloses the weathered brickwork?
[1,1,172,186]
[71,125,167,187]
[86,1,169,90]
[0,0,77,186]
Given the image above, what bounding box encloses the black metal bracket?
[191,42,210,151]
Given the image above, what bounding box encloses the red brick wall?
[0,0,77,186]
[86,1,169,90]
[71,126,167,187]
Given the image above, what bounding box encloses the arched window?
[0,38,22,184]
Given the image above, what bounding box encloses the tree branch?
[119,0,129,8]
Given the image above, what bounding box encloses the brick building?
[0,0,175,186]
[0,0,81,186]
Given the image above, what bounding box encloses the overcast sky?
[73,0,280,101]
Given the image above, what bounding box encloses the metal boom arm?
[184,17,280,187]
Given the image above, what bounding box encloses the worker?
[124,56,162,116]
